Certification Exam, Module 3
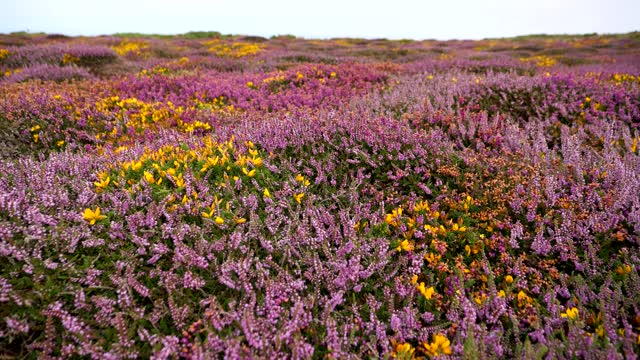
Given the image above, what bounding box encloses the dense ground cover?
[0,31,639,359]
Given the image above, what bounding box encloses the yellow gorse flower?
[410,274,418,285]
[205,40,263,58]
[416,282,435,300]
[424,252,441,266]
[293,193,305,204]
[517,290,530,306]
[561,307,579,320]
[174,174,185,188]
[201,207,215,219]
[112,40,148,56]
[385,207,403,227]
[413,200,430,213]
[519,55,556,67]
[143,171,157,184]
[295,174,310,186]
[94,176,110,192]
[392,342,415,359]
[242,167,256,177]
[422,334,452,358]
[397,239,414,252]
[83,207,107,225]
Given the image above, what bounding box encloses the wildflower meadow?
[0,31,639,359]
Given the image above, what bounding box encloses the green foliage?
[181,31,223,39]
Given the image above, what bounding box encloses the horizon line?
[2,29,639,42]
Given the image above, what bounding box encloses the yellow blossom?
[94,176,110,192]
[201,207,215,219]
[410,274,418,285]
[416,282,435,300]
[561,307,579,320]
[517,291,530,306]
[214,216,224,225]
[242,167,256,177]
[295,174,310,186]
[385,207,403,227]
[144,171,155,184]
[174,175,185,188]
[130,160,142,171]
[615,264,632,275]
[397,239,414,252]
[293,193,304,204]
[82,207,107,225]
[392,342,415,359]
[421,334,452,358]
[475,293,487,305]
[263,188,271,198]
[406,218,416,229]
[424,253,441,266]
[505,275,514,284]
[413,200,429,213]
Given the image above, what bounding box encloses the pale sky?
[2,0,638,40]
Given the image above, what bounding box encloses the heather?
[0,32,639,359]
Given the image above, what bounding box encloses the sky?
[2,0,638,40]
